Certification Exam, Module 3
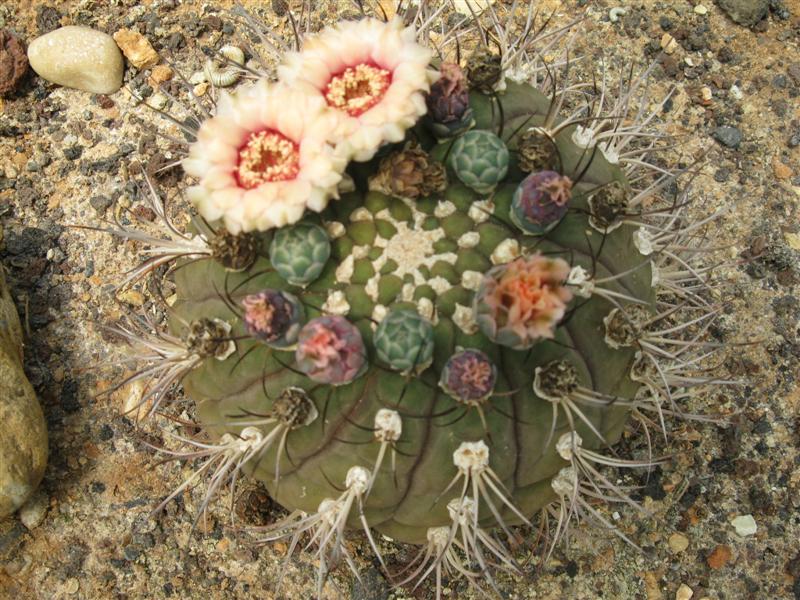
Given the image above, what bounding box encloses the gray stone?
[27,26,124,94]
[717,0,769,27]
[0,266,48,519]
[89,195,113,214]
[713,126,743,149]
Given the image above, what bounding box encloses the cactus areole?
[110,13,728,598]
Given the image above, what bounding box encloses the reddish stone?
[707,544,733,569]
[0,30,28,97]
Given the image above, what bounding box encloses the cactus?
[105,9,733,599]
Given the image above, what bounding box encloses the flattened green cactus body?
[449,130,510,194]
[269,222,331,286]
[374,309,435,373]
[171,81,652,544]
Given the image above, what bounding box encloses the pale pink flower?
[183,80,347,233]
[279,17,438,162]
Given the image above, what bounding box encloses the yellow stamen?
[325,63,391,117]
[237,129,300,189]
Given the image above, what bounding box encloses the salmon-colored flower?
[279,17,438,162]
[183,80,347,233]
[474,254,573,349]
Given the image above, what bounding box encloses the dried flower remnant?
[517,128,557,173]
[466,49,503,93]
[368,145,447,199]
[425,61,474,138]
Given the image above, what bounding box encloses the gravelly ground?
[0,1,798,599]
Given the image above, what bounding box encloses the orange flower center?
[502,273,547,310]
[237,129,300,189]
[324,63,392,117]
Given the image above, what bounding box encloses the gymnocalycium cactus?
[101,6,734,599]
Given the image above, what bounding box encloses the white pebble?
[731,514,757,536]
[18,491,48,530]
[675,584,693,600]
[27,26,124,94]
[189,70,207,85]
[149,92,168,110]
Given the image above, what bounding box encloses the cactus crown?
[101,7,734,599]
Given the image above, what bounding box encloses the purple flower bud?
[511,171,573,235]
[439,349,497,404]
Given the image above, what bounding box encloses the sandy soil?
[0,1,798,599]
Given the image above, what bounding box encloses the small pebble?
[112,29,159,69]
[0,29,29,97]
[118,289,145,307]
[731,514,757,536]
[149,92,167,110]
[694,5,708,15]
[27,26,124,94]
[64,578,79,594]
[189,70,206,84]
[18,491,48,529]
[609,7,627,22]
[713,126,743,149]
[668,532,690,553]
[772,156,793,180]
[707,544,733,569]
[89,195,112,214]
[675,584,694,600]
[148,64,173,86]
[63,145,82,160]
[717,0,769,27]
[661,33,679,54]
[193,82,209,97]
[784,232,800,251]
